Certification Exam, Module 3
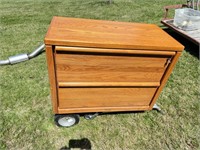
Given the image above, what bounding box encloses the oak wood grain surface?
[56,52,170,82]
[58,82,160,87]
[58,87,157,109]
[44,17,184,114]
[45,17,184,51]
[45,46,58,113]
[56,46,176,56]
[149,52,182,109]
[57,105,150,114]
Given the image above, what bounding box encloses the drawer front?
[58,87,157,109]
[56,51,171,82]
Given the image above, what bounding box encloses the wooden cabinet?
[44,17,184,118]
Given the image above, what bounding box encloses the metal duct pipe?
[0,60,10,65]
[0,43,45,65]
[28,44,45,59]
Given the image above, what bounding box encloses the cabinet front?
[55,46,174,112]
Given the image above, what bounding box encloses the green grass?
[0,0,199,149]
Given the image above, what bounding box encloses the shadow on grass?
[162,28,199,59]
[79,107,164,120]
[86,0,137,7]
[100,111,145,116]
[79,111,145,119]
[60,138,92,150]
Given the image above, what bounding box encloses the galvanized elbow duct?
[0,43,45,65]
[28,44,45,59]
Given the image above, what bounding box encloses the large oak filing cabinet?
[44,17,184,127]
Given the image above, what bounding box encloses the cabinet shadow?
[162,28,199,59]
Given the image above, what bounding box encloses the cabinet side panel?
[149,52,182,109]
[45,45,58,113]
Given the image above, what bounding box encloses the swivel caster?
[153,104,165,114]
[84,113,99,120]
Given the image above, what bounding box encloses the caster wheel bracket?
[84,113,99,120]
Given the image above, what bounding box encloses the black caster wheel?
[55,114,80,127]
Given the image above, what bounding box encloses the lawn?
[0,0,199,149]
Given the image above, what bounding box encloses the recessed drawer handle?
[55,46,176,56]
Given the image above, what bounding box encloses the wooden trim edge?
[45,45,59,113]
[58,82,160,87]
[149,52,182,109]
[55,46,176,56]
[58,106,150,114]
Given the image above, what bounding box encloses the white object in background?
[173,8,200,31]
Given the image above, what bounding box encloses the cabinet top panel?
[45,17,184,51]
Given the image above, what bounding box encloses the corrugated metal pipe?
[0,44,45,65]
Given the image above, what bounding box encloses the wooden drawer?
[55,47,173,83]
[58,87,158,109]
